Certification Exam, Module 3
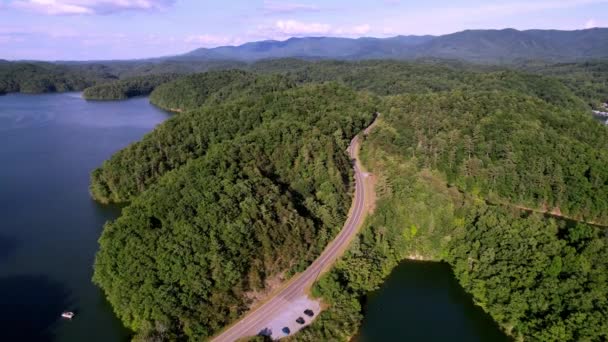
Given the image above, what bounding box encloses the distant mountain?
[408,28,608,62]
[182,35,435,61]
[180,28,608,63]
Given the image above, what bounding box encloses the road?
[212,116,377,342]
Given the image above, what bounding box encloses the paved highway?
[212,118,376,341]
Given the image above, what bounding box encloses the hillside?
[89,71,298,204]
[93,82,377,340]
[90,61,594,205]
[149,70,294,112]
[518,60,608,108]
[82,73,180,100]
[295,74,608,342]
[88,63,608,341]
[0,62,115,94]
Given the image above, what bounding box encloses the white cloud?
[0,35,26,44]
[350,24,371,35]
[275,20,332,35]
[181,20,373,49]
[451,0,608,17]
[262,0,319,14]
[253,20,372,39]
[185,34,243,47]
[10,0,175,15]
[585,18,597,28]
[0,25,81,39]
[378,0,608,35]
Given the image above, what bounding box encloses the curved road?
[212,117,376,342]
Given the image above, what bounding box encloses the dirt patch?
[405,253,433,261]
[364,173,377,214]
[244,273,286,310]
[550,207,562,216]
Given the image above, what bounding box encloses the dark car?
[282,327,291,335]
[304,309,314,317]
[296,317,305,324]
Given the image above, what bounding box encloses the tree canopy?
[83,62,608,342]
[82,73,180,100]
[288,62,608,342]
[93,82,377,340]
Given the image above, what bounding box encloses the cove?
[357,260,510,341]
[0,93,170,341]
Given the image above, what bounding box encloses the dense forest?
[89,72,299,203]
[1,58,607,113]
[292,140,460,341]
[292,69,608,341]
[78,58,608,341]
[1,31,607,341]
[148,70,294,112]
[82,74,180,100]
[93,82,377,340]
[519,60,608,108]
[380,90,608,223]
[0,62,115,94]
[0,60,246,95]
[0,58,608,106]
[449,206,608,341]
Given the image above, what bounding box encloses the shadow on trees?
[0,274,73,341]
[252,327,273,341]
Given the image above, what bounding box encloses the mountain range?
[180,28,608,63]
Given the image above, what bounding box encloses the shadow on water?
[90,200,124,229]
[0,234,19,263]
[357,261,510,342]
[0,275,73,341]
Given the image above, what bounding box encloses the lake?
[358,260,510,341]
[0,93,170,341]
[0,93,508,342]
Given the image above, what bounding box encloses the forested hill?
[0,62,115,94]
[87,59,608,341]
[518,60,608,108]
[90,61,604,205]
[383,90,608,222]
[82,74,180,100]
[288,67,608,341]
[93,82,377,340]
[2,51,607,101]
[148,70,294,112]
[182,28,608,62]
[0,60,246,96]
[89,71,300,203]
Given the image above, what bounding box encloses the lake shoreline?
[0,93,169,341]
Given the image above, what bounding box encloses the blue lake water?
[0,93,170,341]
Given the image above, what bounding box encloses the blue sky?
[0,0,607,60]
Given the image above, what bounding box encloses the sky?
[0,0,607,60]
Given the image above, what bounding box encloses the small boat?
[61,311,75,319]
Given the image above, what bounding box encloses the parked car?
[282,327,290,335]
[304,309,314,317]
[296,317,305,324]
